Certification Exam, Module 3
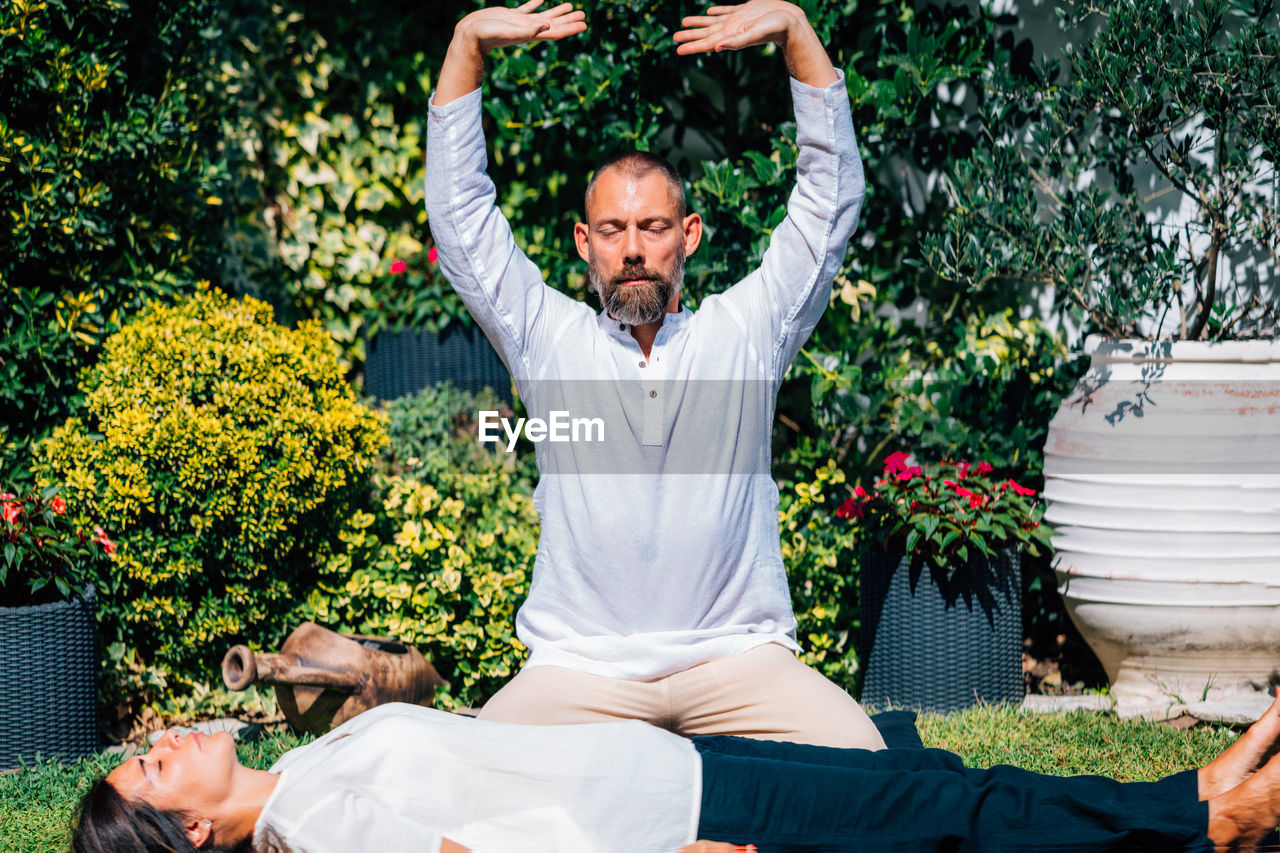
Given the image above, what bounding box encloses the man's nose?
[623,227,643,264]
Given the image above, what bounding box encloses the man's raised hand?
[460,0,587,54]
[436,1,587,106]
[672,1,837,88]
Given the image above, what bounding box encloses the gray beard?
[589,249,685,326]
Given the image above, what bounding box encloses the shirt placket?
[637,333,667,447]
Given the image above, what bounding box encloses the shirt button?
[649,390,657,398]
[639,361,646,368]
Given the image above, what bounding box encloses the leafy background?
[10,0,1272,722]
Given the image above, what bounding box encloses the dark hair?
[585,151,687,220]
[73,778,252,853]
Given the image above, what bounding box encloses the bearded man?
[425,0,884,749]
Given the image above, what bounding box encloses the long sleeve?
[424,88,582,379]
[713,71,865,385]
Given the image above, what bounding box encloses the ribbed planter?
[0,586,98,768]
[858,545,1023,712]
[364,323,510,404]
[1044,337,1280,718]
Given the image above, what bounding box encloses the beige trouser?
[477,642,886,750]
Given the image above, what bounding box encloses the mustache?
[612,264,660,284]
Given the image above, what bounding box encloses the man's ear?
[682,212,702,258]
[185,816,211,848]
[574,221,591,263]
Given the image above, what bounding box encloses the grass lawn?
[1,706,1239,853]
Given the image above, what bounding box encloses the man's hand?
[436,1,587,106]
[673,1,838,88]
[679,843,757,853]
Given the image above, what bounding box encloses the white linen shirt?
[253,703,701,853]
[424,74,864,679]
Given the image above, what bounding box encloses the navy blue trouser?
[693,736,1212,852]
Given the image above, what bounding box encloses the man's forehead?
[586,170,680,219]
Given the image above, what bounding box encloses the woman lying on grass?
[72,696,1280,853]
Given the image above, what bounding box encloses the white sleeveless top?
[253,703,701,852]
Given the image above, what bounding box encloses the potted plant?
[842,451,1051,712]
[0,486,114,768]
[363,247,510,404]
[923,0,1279,717]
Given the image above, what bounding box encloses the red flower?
[0,492,14,500]
[50,497,67,515]
[956,461,970,478]
[389,259,407,275]
[896,465,922,482]
[836,497,865,520]
[853,485,868,499]
[92,525,117,554]
[883,451,911,475]
[952,484,984,509]
[976,462,994,475]
[428,246,439,265]
[1007,479,1036,497]
[1,501,20,525]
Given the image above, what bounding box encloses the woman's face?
[107,728,241,822]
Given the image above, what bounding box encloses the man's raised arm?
[425,3,585,375]
[674,2,863,382]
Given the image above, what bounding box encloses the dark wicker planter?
[365,324,511,404]
[859,545,1023,713]
[0,585,98,768]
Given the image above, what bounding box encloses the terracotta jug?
[222,622,447,734]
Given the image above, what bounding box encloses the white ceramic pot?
[1043,337,1280,718]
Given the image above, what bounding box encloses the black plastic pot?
[858,545,1023,713]
[0,585,98,768]
[365,324,511,404]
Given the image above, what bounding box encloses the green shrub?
[775,439,862,691]
[0,0,234,485]
[39,284,387,698]
[303,385,538,711]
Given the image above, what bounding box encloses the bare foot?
[1201,692,1280,801]
[1208,747,1280,852]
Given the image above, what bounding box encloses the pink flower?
[976,462,994,475]
[0,492,14,500]
[1007,479,1036,497]
[2,501,19,525]
[389,259,407,275]
[50,497,67,515]
[896,465,922,482]
[428,246,439,265]
[956,461,970,478]
[883,451,911,475]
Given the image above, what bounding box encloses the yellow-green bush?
[301,386,539,711]
[777,446,862,691]
[40,284,387,696]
